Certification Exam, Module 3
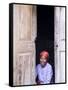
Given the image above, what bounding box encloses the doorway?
[35,5,55,83]
[11,4,65,86]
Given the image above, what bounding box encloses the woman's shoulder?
[47,63,52,68]
[36,64,41,68]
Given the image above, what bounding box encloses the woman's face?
[40,56,47,67]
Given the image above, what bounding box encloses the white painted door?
[54,7,65,83]
[13,4,37,86]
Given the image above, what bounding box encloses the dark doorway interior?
[35,5,55,83]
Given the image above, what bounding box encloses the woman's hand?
[37,80,44,84]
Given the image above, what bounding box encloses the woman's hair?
[40,51,49,59]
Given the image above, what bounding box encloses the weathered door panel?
[13,4,37,86]
[54,7,65,83]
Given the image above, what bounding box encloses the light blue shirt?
[36,63,53,84]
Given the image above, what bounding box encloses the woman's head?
[40,51,49,67]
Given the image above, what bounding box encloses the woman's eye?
[40,59,45,61]
[40,59,43,61]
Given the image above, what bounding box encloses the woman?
[36,51,53,84]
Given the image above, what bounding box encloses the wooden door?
[54,7,65,83]
[13,4,37,86]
